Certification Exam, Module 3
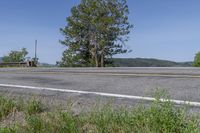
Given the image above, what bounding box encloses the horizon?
[1,0,200,64]
[0,57,193,65]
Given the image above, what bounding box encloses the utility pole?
[34,40,37,66]
[35,40,37,60]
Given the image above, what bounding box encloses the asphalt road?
[0,67,200,109]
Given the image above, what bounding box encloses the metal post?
[35,40,37,61]
[34,40,37,66]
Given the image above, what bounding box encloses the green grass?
[26,99,44,115]
[0,96,17,120]
[0,93,200,133]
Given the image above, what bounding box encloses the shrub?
[193,51,200,67]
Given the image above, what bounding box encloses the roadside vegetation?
[2,48,28,63]
[0,48,38,67]
[193,51,200,67]
[0,92,200,133]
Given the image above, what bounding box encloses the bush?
[193,51,200,67]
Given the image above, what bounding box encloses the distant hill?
[28,58,194,67]
[0,57,193,67]
[38,63,56,67]
[112,58,193,67]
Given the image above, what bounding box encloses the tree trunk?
[90,36,100,67]
[101,54,104,67]
[95,54,99,67]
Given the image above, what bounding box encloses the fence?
[0,61,36,67]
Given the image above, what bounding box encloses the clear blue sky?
[0,0,200,64]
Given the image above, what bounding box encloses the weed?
[26,99,43,115]
[0,91,200,133]
[0,96,16,120]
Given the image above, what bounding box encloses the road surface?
[0,67,200,109]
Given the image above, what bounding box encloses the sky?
[0,0,200,64]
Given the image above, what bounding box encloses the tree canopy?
[60,0,132,67]
[193,51,200,67]
[2,48,28,63]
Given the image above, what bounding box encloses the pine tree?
[60,0,132,67]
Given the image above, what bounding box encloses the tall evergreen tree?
[60,0,132,67]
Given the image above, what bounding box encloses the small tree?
[2,48,28,63]
[193,52,200,67]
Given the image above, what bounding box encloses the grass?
[0,92,200,133]
[0,96,17,120]
[26,99,44,115]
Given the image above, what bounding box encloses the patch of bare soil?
[0,111,26,127]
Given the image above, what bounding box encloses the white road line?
[0,83,200,107]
